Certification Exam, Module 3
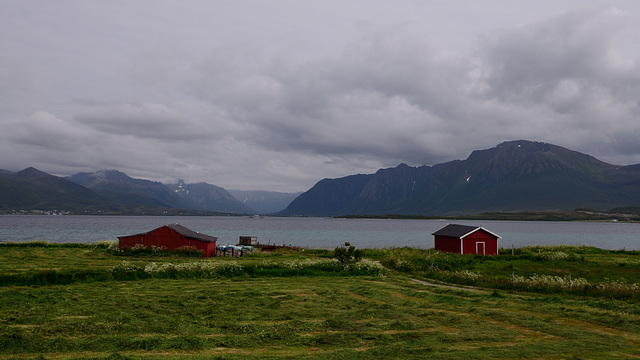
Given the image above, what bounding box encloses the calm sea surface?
[0,215,639,250]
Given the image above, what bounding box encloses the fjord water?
[1,215,639,250]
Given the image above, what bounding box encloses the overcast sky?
[2,1,640,192]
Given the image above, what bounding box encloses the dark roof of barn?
[432,224,501,239]
[118,224,217,243]
[166,224,218,242]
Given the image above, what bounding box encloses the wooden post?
[568,273,572,291]
[512,271,515,286]
[512,244,514,256]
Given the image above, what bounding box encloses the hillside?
[280,140,640,216]
[68,171,255,214]
[0,167,117,211]
[67,170,195,209]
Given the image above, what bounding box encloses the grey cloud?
[479,7,635,101]
[183,27,478,166]
[75,103,213,141]
[3,2,640,192]
[170,6,640,174]
[11,112,88,150]
[473,7,640,158]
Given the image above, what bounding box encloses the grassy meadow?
[1,242,640,359]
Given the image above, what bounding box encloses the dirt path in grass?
[410,278,489,294]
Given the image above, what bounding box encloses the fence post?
[569,273,572,291]
[512,271,515,286]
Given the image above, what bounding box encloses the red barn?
[432,224,500,255]
[118,224,217,257]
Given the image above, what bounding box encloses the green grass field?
[1,243,639,359]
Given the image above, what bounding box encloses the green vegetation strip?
[0,242,639,359]
[376,245,640,299]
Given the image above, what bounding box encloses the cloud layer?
[2,1,640,191]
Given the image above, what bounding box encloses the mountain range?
[0,169,297,215]
[2,140,640,216]
[0,167,119,212]
[279,140,640,216]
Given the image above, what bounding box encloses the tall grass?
[0,240,114,249]
[114,243,204,257]
[0,256,386,286]
[376,246,640,299]
[128,258,386,279]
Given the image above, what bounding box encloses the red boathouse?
[118,224,217,257]
[432,224,501,255]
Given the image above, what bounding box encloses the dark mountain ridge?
[1,166,298,215]
[4,140,639,216]
[68,171,256,214]
[67,170,194,209]
[280,140,640,216]
[0,167,118,211]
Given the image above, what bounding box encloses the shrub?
[334,242,364,266]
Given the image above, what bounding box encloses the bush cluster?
[111,260,245,279]
[111,258,386,281]
[333,242,364,266]
[112,244,203,257]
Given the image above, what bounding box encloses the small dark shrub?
[334,242,364,266]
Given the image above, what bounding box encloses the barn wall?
[434,235,461,254]
[118,235,145,250]
[119,226,216,257]
[462,231,498,255]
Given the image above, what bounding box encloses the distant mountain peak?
[92,170,134,182]
[497,139,549,148]
[15,167,51,178]
[280,140,640,216]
